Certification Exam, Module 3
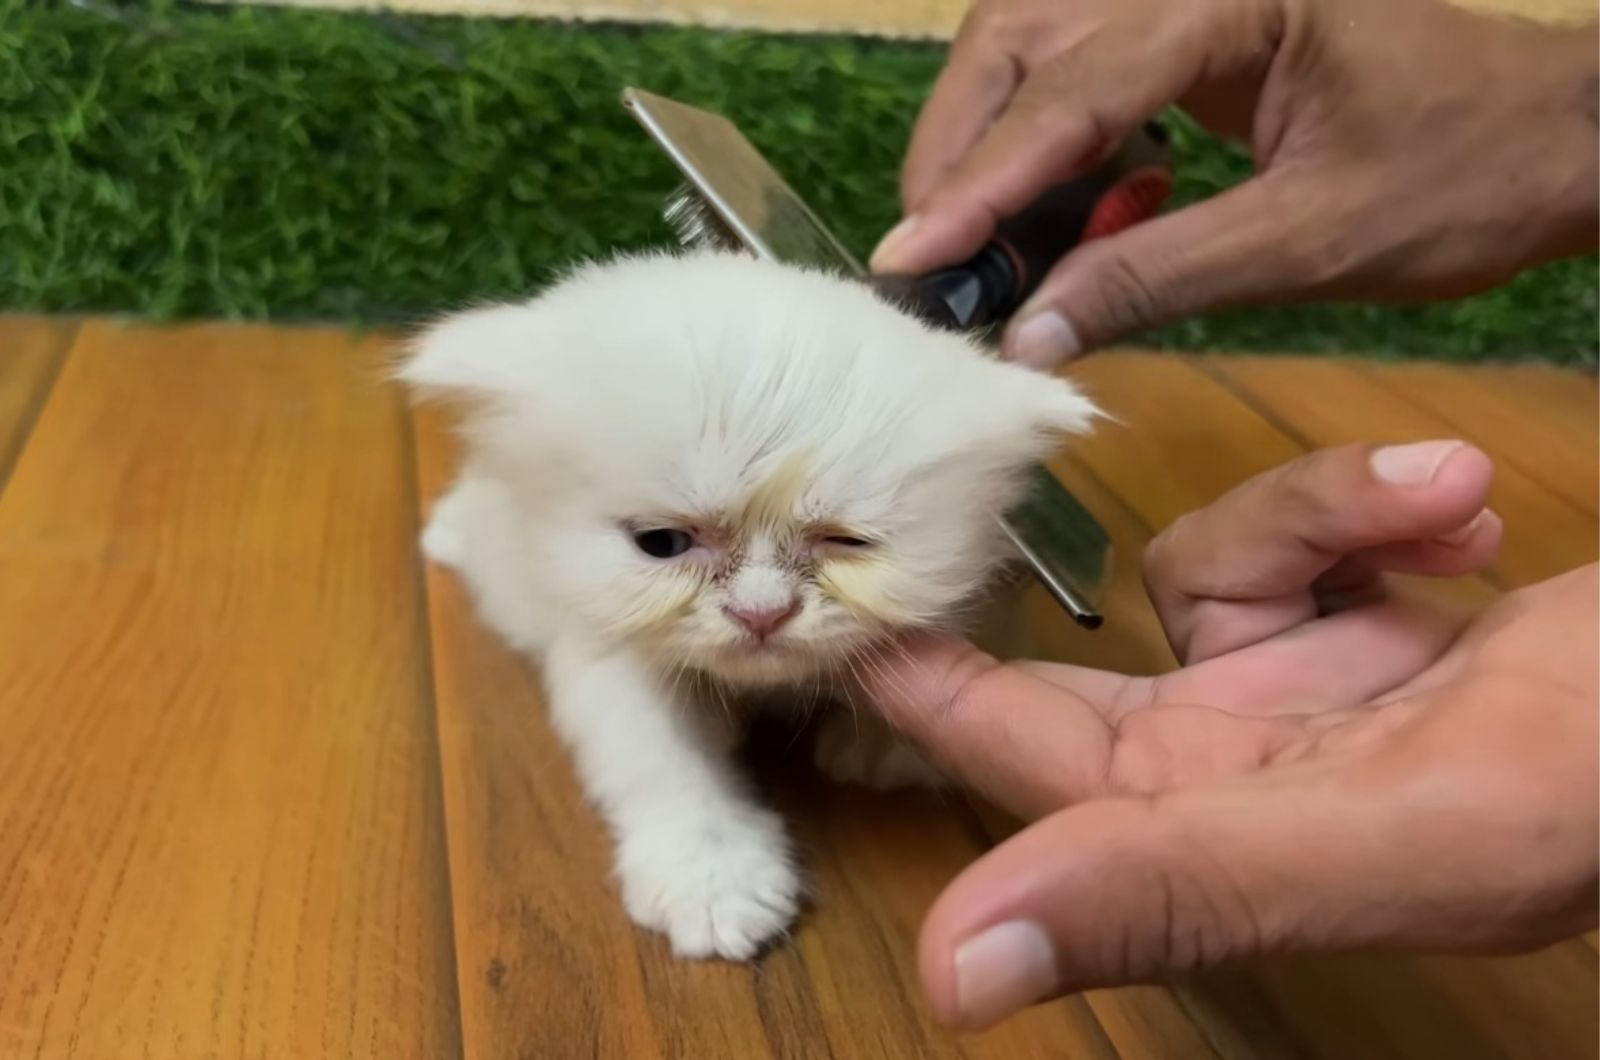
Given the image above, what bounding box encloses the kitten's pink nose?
[723,601,799,640]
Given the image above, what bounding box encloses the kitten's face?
[608,498,952,685]
[403,250,1097,686]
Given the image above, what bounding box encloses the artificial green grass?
[3,0,1595,362]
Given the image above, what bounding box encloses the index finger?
[861,634,1116,820]
[859,635,1307,818]
[899,14,1024,210]
[872,16,1200,275]
[1145,441,1498,662]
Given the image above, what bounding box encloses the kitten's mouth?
[717,635,819,668]
[729,637,794,656]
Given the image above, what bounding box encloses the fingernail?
[1007,311,1082,369]
[1435,507,1494,547]
[953,919,1059,1029]
[869,216,920,272]
[1369,440,1465,486]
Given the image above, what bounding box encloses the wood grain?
[0,321,461,1059]
[1359,361,1598,519]
[2,316,1593,1059]
[1067,352,1308,528]
[411,405,670,1060]
[0,315,75,488]
[1204,355,1599,588]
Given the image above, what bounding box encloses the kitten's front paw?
[813,708,946,791]
[616,810,800,960]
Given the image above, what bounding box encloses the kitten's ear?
[971,362,1102,456]
[395,303,544,401]
[914,362,1099,484]
[1010,368,1100,436]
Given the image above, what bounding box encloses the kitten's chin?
[699,645,823,688]
[674,636,862,689]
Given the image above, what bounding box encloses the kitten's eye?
[632,528,696,559]
[824,535,873,548]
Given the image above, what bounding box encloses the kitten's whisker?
[857,644,916,709]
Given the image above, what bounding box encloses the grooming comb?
[622,87,1173,629]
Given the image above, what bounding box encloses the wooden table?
[2,315,1595,1059]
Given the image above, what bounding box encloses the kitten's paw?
[813,709,946,791]
[616,810,800,960]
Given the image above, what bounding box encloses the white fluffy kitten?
[401,249,1097,959]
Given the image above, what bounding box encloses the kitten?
[400,249,1098,959]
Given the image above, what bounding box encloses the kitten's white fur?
[401,249,1097,959]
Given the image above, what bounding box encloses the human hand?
[870,0,1600,366]
[861,441,1599,1030]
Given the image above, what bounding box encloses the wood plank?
[1229,949,1599,1060]
[1464,363,1600,429]
[411,405,670,1060]
[1204,356,1598,589]
[410,405,1132,1059]
[775,771,1126,1060]
[0,321,461,1058]
[1359,361,1598,519]
[0,315,76,488]
[1066,352,1308,528]
[1068,352,1498,613]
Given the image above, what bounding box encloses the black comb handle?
[875,121,1173,333]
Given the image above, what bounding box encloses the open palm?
[865,441,1598,1030]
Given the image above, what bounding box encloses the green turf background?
[3,0,1595,362]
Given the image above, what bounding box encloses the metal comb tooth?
[663,186,746,251]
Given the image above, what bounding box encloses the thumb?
[1001,173,1327,367]
[918,763,1403,1030]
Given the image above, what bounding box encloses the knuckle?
[927,646,1007,728]
[1067,807,1218,981]
[1144,513,1191,575]
[1272,448,1351,524]
[961,0,1009,39]
[1082,249,1167,340]
[965,0,1058,56]
[1142,512,1200,596]
[1104,712,1172,797]
[1129,810,1268,975]
[1045,800,1275,990]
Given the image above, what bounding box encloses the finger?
[872,20,1202,274]
[860,636,1312,816]
[998,173,1330,364]
[1157,596,1473,716]
[898,13,1023,211]
[859,635,1117,819]
[1321,507,1504,589]
[1023,594,1472,719]
[919,668,1600,1030]
[1143,441,1496,662]
[915,754,1406,1028]
[1008,658,1150,709]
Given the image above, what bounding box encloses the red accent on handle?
[1080,167,1172,243]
